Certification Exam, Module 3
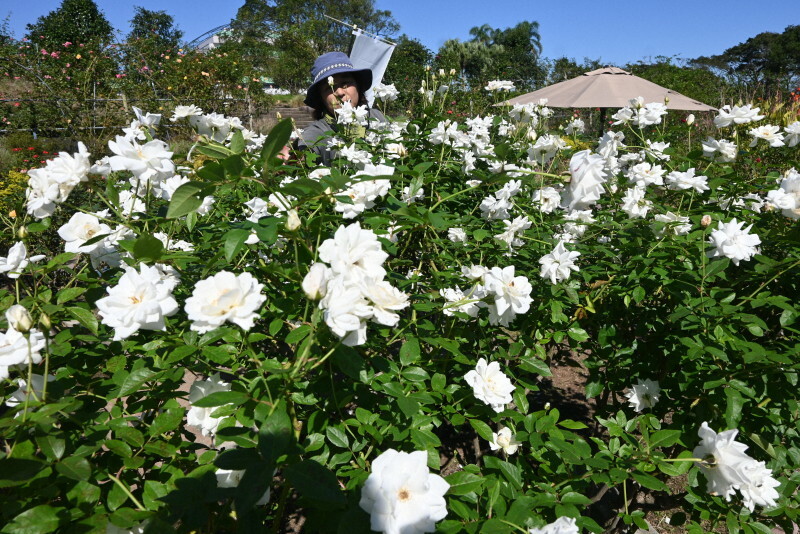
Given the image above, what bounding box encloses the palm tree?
[520,20,542,57]
[468,24,495,46]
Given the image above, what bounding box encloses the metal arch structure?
[185,24,231,50]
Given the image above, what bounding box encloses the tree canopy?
[231,0,399,57]
[127,6,183,51]
[435,20,544,90]
[691,25,800,90]
[25,0,114,47]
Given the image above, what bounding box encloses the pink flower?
[62,41,72,47]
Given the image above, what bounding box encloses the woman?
[296,51,387,166]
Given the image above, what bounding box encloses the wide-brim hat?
[304,52,373,111]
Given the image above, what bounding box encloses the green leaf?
[222,154,245,178]
[105,178,120,207]
[258,400,293,463]
[399,337,421,365]
[149,407,186,436]
[0,458,46,488]
[66,306,98,335]
[56,287,87,305]
[561,491,592,505]
[326,426,349,449]
[167,182,210,219]
[567,326,589,342]
[223,228,250,262]
[445,470,484,495]
[469,419,495,442]
[119,368,158,397]
[479,519,513,533]
[132,234,164,262]
[192,391,249,408]
[725,387,744,428]
[396,396,420,418]
[36,435,66,461]
[285,324,312,345]
[519,355,552,377]
[229,130,246,154]
[631,471,668,491]
[261,118,293,167]
[284,460,347,508]
[2,504,64,534]
[196,144,233,159]
[55,456,91,481]
[649,429,682,449]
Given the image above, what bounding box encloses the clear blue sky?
[3,0,797,66]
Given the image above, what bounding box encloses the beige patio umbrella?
[501,67,715,111]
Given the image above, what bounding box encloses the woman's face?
[319,73,360,115]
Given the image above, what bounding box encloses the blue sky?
[3,0,797,66]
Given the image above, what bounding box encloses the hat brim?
[304,67,373,111]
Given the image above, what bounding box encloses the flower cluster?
[0,305,45,380]
[693,422,780,511]
[485,80,515,92]
[25,141,91,218]
[304,222,409,346]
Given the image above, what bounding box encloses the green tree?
[235,0,399,57]
[691,25,800,91]
[627,56,728,108]
[459,20,544,90]
[127,6,183,51]
[122,7,184,92]
[436,38,503,87]
[545,56,603,84]
[24,0,114,47]
[383,34,432,111]
[227,0,275,70]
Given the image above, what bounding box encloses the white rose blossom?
[489,427,521,455]
[464,357,516,412]
[748,125,785,148]
[5,305,34,333]
[359,449,449,534]
[5,374,56,408]
[186,373,231,437]
[448,227,467,243]
[539,241,581,284]
[95,264,180,340]
[0,328,46,380]
[215,468,272,505]
[624,378,661,412]
[707,218,761,266]
[528,516,580,534]
[184,271,266,333]
[0,242,45,279]
[784,121,800,147]
[693,422,780,511]
[665,168,709,193]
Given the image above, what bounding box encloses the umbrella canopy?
[502,67,715,111]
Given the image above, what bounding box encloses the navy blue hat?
[304,52,373,111]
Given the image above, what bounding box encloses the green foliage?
[691,24,800,92]
[384,34,433,111]
[1,75,799,534]
[435,21,546,91]
[627,56,729,108]
[24,0,114,48]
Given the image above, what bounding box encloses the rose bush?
[0,79,798,534]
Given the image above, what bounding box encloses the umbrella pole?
[597,108,607,137]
